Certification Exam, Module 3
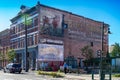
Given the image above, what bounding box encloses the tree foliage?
[7,49,16,62]
[0,52,4,60]
[81,45,94,59]
[111,43,120,57]
[21,14,32,26]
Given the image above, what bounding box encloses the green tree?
[81,45,94,60]
[0,52,4,60]
[21,14,32,26]
[0,52,5,67]
[7,49,16,62]
[111,43,120,57]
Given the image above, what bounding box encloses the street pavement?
[65,73,120,80]
[1,70,120,80]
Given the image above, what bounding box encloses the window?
[0,39,1,45]
[31,35,34,45]
[64,24,68,29]
[34,17,38,27]
[90,42,93,47]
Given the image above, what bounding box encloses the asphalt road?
[0,70,68,80]
[1,70,119,80]
[0,70,96,80]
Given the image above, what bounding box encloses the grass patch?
[37,70,64,78]
[113,74,120,77]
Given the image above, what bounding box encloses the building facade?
[10,2,109,70]
[0,29,10,67]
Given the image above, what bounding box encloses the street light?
[24,14,28,72]
[100,22,111,80]
[107,27,112,80]
[21,5,32,72]
[99,22,104,80]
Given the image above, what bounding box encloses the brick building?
[10,2,109,70]
[0,29,10,67]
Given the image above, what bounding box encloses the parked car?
[4,63,22,73]
[0,66,3,70]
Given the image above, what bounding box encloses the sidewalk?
[64,73,120,80]
[24,70,120,80]
[64,73,98,80]
[29,70,98,80]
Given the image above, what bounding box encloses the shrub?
[113,74,120,77]
[37,70,64,78]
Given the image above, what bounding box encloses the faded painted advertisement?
[40,8,63,37]
[38,44,64,61]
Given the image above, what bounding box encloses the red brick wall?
[0,29,10,67]
[40,6,109,60]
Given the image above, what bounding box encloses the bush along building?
[10,2,110,71]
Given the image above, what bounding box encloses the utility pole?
[20,5,29,72]
[100,22,111,80]
[100,22,104,80]
[24,14,28,72]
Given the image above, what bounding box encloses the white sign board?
[38,44,64,61]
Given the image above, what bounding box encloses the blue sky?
[0,0,120,45]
